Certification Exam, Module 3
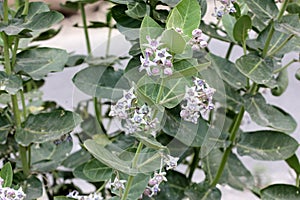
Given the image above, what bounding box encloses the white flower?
[189,29,207,51]
[67,191,103,200]
[153,48,172,65]
[139,54,157,76]
[111,177,127,190]
[164,155,179,170]
[181,78,215,123]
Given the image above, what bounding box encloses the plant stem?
[277,0,289,21]
[188,147,200,180]
[273,59,298,74]
[80,2,92,55]
[14,0,20,9]
[2,34,11,74]
[121,142,143,200]
[249,82,258,95]
[3,0,9,23]
[242,41,247,55]
[93,97,105,132]
[268,35,294,57]
[22,0,29,16]
[262,23,274,58]
[20,90,27,119]
[11,37,20,69]
[211,106,245,187]
[296,175,300,187]
[225,42,234,60]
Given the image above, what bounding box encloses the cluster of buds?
[142,155,178,198]
[143,172,167,198]
[109,88,158,135]
[180,78,216,124]
[66,191,103,200]
[0,178,26,200]
[189,29,208,51]
[213,0,236,18]
[139,36,173,76]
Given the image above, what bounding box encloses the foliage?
[0,0,299,199]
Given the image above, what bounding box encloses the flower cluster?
[66,191,103,200]
[0,178,26,200]
[213,0,236,18]
[143,172,167,198]
[139,36,173,76]
[142,155,178,198]
[180,78,216,124]
[109,88,158,135]
[189,29,208,51]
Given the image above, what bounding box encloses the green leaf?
[125,1,148,19]
[161,29,186,54]
[222,14,236,42]
[261,184,300,200]
[0,114,11,144]
[237,131,299,161]
[123,173,150,200]
[233,15,252,43]
[165,59,210,80]
[54,197,73,200]
[155,171,189,200]
[84,139,137,175]
[166,0,201,37]
[0,19,31,36]
[61,0,98,10]
[0,72,23,95]
[73,162,95,182]
[185,182,221,200]
[111,4,141,28]
[285,154,300,175]
[82,159,113,181]
[275,14,300,37]
[161,0,180,7]
[137,75,188,108]
[0,162,13,187]
[245,0,278,21]
[163,106,223,150]
[24,176,43,200]
[15,47,68,80]
[133,132,166,150]
[271,69,289,96]
[245,94,297,133]
[15,110,82,146]
[203,149,254,190]
[236,53,272,84]
[30,139,73,172]
[139,16,164,53]
[24,11,64,30]
[62,149,91,169]
[207,53,247,89]
[72,66,130,100]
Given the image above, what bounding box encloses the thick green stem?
[211,106,245,187]
[122,142,143,200]
[2,34,11,74]
[93,97,105,133]
[268,35,294,57]
[11,37,20,69]
[22,0,29,15]
[296,175,300,187]
[277,0,289,21]
[20,90,27,119]
[80,2,92,54]
[188,147,200,180]
[249,82,258,95]
[14,0,20,9]
[242,41,247,55]
[3,0,9,23]
[262,23,274,58]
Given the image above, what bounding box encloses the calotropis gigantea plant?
[0,0,300,199]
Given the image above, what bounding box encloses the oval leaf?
[236,53,272,84]
[72,66,130,100]
[166,0,201,36]
[185,182,221,200]
[83,159,112,181]
[0,72,22,95]
[15,110,82,146]
[261,184,300,200]
[15,47,68,80]
[245,94,297,133]
[237,131,299,161]
[233,15,252,42]
[161,29,186,54]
